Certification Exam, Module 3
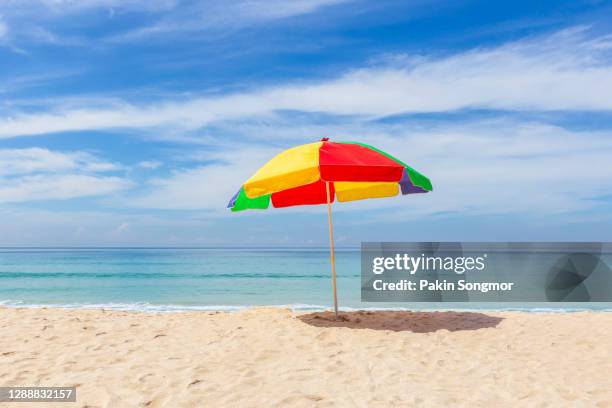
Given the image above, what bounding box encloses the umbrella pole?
[325,182,339,320]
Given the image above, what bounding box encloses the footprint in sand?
[138,373,154,383]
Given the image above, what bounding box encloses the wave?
[0,300,328,312]
[1,300,611,313]
[0,272,359,279]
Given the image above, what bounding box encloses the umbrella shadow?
[298,310,504,333]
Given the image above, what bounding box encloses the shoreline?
[1,307,611,406]
[2,303,612,313]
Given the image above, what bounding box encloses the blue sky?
[1,0,612,246]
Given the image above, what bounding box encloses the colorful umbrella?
[228,138,432,317]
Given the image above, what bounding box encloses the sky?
[1,0,612,246]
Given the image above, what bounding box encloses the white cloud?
[0,0,347,45]
[112,0,349,40]
[1,28,612,139]
[130,166,222,210]
[111,221,130,235]
[137,160,162,169]
[128,146,277,210]
[0,174,131,203]
[124,119,612,220]
[0,18,7,38]
[0,0,177,48]
[235,0,348,20]
[1,0,177,13]
[0,147,129,203]
[0,208,213,246]
[364,121,612,218]
[0,147,120,175]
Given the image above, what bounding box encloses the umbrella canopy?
[228,138,432,318]
[228,138,432,211]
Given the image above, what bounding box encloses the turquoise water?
[0,248,610,312]
[0,248,360,310]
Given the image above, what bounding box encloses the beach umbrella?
[228,138,432,318]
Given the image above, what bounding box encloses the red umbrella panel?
[228,138,432,318]
[228,139,431,211]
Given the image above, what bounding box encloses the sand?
[1,307,611,407]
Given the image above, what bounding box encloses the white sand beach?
[1,307,611,407]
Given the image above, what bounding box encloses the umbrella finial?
[321,137,329,141]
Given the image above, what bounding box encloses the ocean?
[1,248,610,312]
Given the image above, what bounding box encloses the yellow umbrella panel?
[228,139,432,317]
